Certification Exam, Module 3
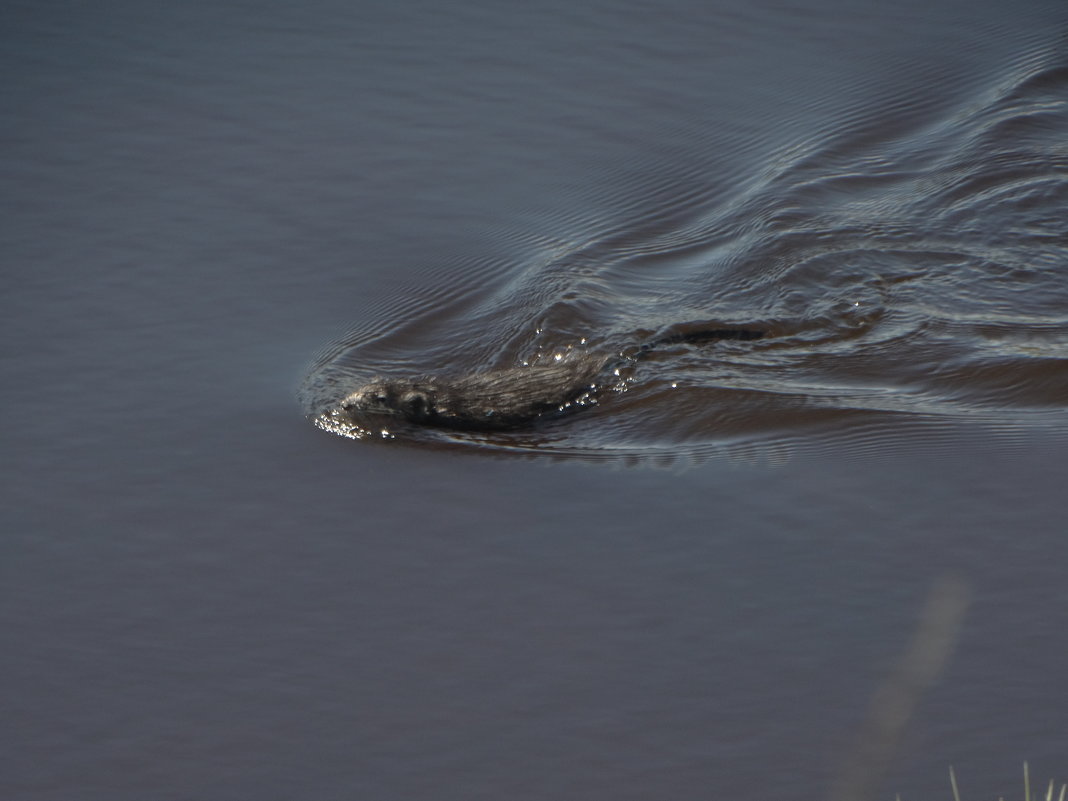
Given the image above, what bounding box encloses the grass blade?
[949,765,961,801]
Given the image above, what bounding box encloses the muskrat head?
[340,379,435,424]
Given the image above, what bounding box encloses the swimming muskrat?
[340,327,765,431]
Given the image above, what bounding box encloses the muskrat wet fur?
[340,327,764,431]
[342,353,606,430]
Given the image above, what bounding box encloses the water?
[3,1,1066,799]
[303,24,1068,460]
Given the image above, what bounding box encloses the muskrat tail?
[636,325,766,357]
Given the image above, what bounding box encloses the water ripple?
[304,48,1068,463]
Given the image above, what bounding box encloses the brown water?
[3,0,1067,799]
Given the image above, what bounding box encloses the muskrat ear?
[401,390,431,422]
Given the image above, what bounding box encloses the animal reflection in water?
[340,327,764,431]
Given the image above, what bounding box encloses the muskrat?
[340,327,765,431]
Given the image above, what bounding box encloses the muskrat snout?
[340,380,433,424]
[341,381,392,410]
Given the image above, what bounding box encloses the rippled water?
[304,44,1068,463]
[5,1,1067,799]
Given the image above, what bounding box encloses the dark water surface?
[4,1,1067,799]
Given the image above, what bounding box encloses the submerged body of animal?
[340,327,765,431]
